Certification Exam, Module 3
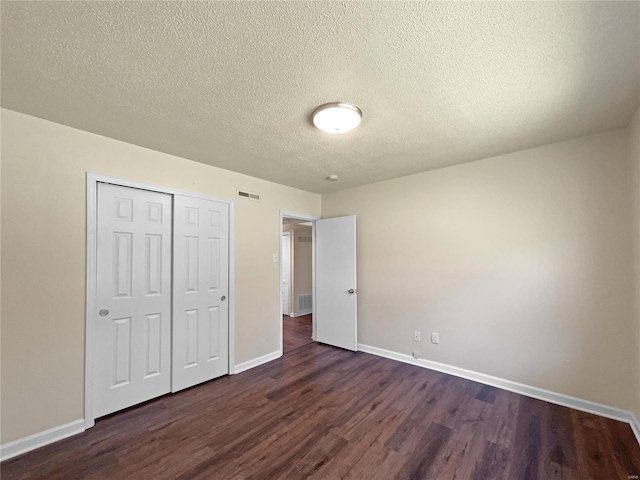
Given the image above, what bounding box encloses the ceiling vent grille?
[236,189,261,202]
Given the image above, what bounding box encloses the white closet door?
[172,196,230,392]
[94,183,172,417]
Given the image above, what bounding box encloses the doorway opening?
[280,212,317,354]
[279,211,358,355]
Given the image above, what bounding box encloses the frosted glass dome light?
[312,103,362,134]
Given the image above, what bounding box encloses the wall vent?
[297,235,312,243]
[297,294,312,313]
[236,189,261,201]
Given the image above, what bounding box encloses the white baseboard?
[358,343,640,446]
[290,310,312,318]
[0,418,87,462]
[3,352,281,462]
[234,350,281,374]
[4,347,638,463]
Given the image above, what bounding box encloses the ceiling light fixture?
[312,102,362,134]
[326,175,339,181]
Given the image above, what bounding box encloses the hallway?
[283,314,313,354]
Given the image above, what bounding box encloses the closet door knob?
[99,309,109,317]
[221,295,226,301]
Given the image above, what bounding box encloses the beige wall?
[322,129,637,413]
[0,109,321,443]
[629,105,640,418]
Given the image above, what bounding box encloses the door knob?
[99,309,109,317]
[348,289,357,295]
[221,295,226,301]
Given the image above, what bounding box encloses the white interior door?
[281,233,291,315]
[316,215,357,351]
[172,196,229,392]
[94,183,172,417]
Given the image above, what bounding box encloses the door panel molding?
[85,173,235,427]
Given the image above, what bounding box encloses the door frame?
[279,211,319,355]
[281,231,292,316]
[85,173,236,428]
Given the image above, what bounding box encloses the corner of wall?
[629,104,640,420]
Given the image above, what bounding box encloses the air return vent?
[297,294,312,313]
[236,189,261,202]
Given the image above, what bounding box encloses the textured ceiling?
[2,1,639,193]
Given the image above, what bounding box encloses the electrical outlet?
[431,332,439,344]
[414,331,421,342]
[412,351,419,359]
[273,253,278,263]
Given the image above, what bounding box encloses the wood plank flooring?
[3,343,639,479]
[283,314,313,354]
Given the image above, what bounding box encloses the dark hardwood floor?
[283,314,313,354]
[3,343,639,479]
